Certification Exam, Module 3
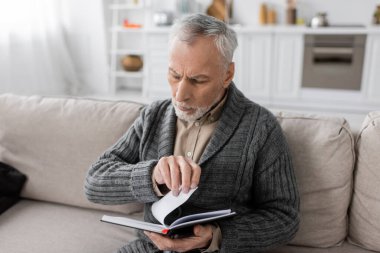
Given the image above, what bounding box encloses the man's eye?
[171,75,181,80]
[190,79,205,84]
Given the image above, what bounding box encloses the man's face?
[168,36,234,122]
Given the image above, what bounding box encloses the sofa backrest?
[349,111,380,252]
[276,112,355,248]
[2,94,378,250]
[0,94,144,214]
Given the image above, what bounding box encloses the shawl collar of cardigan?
[157,82,246,165]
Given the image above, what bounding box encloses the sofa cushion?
[265,241,375,253]
[348,111,380,252]
[276,112,355,247]
[0,94,144,214]
[0,199,140,253]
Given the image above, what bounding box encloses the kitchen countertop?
[144,25,380,34]
[233,25,380,34]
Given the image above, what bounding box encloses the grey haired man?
[85,13,299,253]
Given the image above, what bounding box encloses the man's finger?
[144,230,209,252]
[186,158,201,189]
[178,156,192,193]
[193,224,208,236]
[168,157,180,196]
[145,232,179,251]
[158,158,172,189]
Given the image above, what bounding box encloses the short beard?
[172,99,213,122]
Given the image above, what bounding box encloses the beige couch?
[0,94,379,253]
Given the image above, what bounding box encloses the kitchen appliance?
[153,11,174,26]
[302,34,367,90]
[310,12,329,27]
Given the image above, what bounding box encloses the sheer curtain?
[0,0,79,95]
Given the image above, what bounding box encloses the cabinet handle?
[312,47,353,55]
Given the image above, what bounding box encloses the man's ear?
[223,62,235,88]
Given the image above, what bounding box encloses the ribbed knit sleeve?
[84,84,300,253]
[218,115,300,252]
[84,106,160,204]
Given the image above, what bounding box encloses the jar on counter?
[286,0,297,25]
[268,8,277,24]
[373,5,380,25]
[259,3,268,25]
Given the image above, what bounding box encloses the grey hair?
[169,13,238,68]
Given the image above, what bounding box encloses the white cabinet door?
[232,34,244,91]
[362,34,380,102]
[272,33,303,99]
[236,33,272,100]
[144,32,171,99]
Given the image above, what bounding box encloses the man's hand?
[144,224,213,252]
[153,156,201,196]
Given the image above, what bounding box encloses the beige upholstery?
[265,241,377,253]
[276,112,355,247]
[0,94,144,214]
[349,111,380,252]
[0,200,141,253]
[0,94,378,253]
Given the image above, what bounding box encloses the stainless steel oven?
[302,34,366,90]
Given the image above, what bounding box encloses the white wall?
[63,0,109,95]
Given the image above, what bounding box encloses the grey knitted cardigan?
[85,83,300,253]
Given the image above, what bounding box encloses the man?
[85,13,299,253]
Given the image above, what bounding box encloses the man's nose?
[175,79,191,102]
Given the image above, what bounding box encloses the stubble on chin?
[172,99,211,123]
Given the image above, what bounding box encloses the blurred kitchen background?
[0,0,380,129]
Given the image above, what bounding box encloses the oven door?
[302,34,366,90]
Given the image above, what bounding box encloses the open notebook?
[101,188,236,235]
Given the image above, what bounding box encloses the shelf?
[108,0,148,95]
[110,26,144,33]
[109,3,144,10]
[110,49,144,55]
[113,71,144,78]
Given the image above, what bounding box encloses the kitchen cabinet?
[143,30,171,99]
[111,25,380,113]
[272,32,304,99]
[235,31,272,99]
[362,32,380,103]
